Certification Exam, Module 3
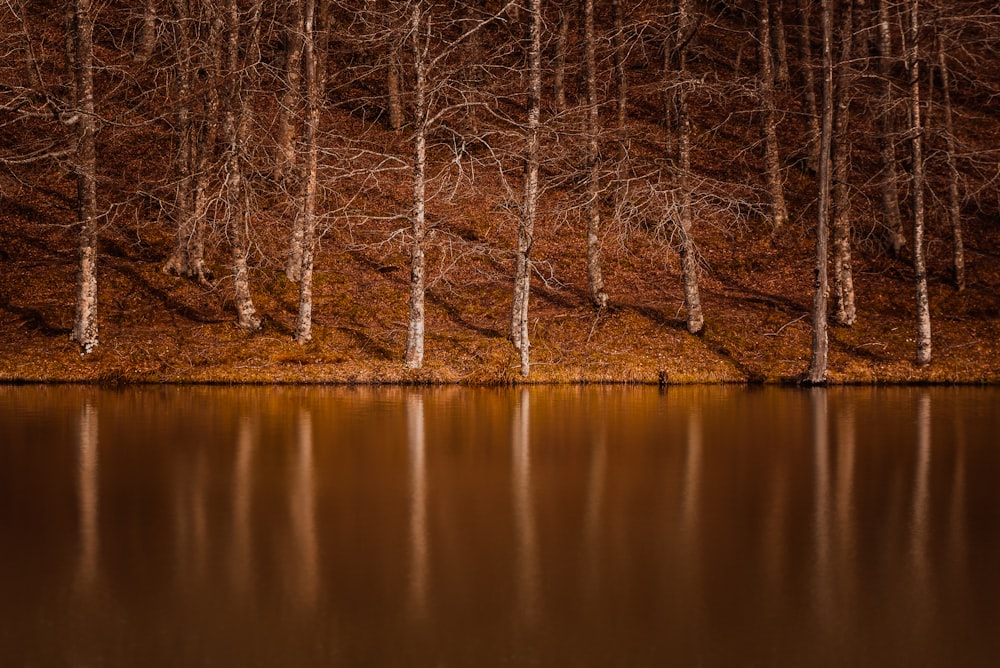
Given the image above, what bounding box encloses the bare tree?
[808,0,834,383]
[511,0,542,377]
[936,26,964,290]
[135,0,158,63]
[771,0,790,85]
[582,0,608,307]
[68,0,99,355]
[222,0,261,330]
[796,0,820,170]
[405,0,428,369]
[907,0,931,366]
[667,0,703,334]
[275,0,304,185]
[876,0,906,254]
[294,0,318,343]
[553,1,570,113]
[386,0,404,133]
[757,0,788,230]
[831,0,856,326]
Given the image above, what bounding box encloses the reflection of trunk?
[796,0,820,170]
[295,0,319,343]
[223,0,261,331]
[807,0,834,384]
[69,0,99,355]
[907,0,931,367]
[405,1,428,369]
[406,394,428,620]
[511,0,541,377]
[290,409,318,609]
[757,0,788,230]
[877,0,905,254]
[76,400,99,590]
[231,417,254,596]
[669,0,703,334]
[811,388,832,621]
[937,32,964,291]
[831,0,856,326]
[511,389,538,622]
[583,0,608,308]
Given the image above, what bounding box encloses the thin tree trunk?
[797,0,820,171]
[832,0,856,326]
[405,1,427,369]
[877,0,905,254]
[163,0,211,285]
[553,2,569,113]
[223,0,260,331]
[674,0,703,334]
[275,0,304,184]
[15,0,44,90]
[937,31,964,290]
[583,0,607,307]
[663,0,678,159]
[758,0,788,230]
[511,0,541,377]
[387,1,403,134]
[772,0,790,85]
[69,0,99,355]
[808,0,834,384]
[908,0,931,366]
[295,0,318,343]
[135,0,157,63]
[612,0,627,130]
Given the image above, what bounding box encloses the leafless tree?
[757,0,788,230]
[907,0,931,366]
[808,0,834,383]
[582,0,608,307]
[935,25,964,290]
[294,0,319,343]
[875,0,906,254]
[831,0,856,326]
[68,0,99,355]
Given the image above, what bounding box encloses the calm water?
[0,386,998,667]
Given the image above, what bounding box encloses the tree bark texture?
[831,0,856,326]
[295,0,318,343]
[582,0,608,308]
[223,0,261,331]
[937,31,964,291]
[808,0,834,384]
[405,1,427,369]
[673,0,704,335]
[757,0,788,230]
[135,0,157,63]
[908,0,931,366]
[275,0,304,185]
[69,0,99,355]
[512,0,541,377]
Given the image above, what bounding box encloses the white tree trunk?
[295,0,319,343]
[908,0,931,366]
[583,0,607,308]
[405,1,428,369]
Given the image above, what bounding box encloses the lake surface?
[1,385,998,667]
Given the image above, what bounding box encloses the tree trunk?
[135,0,157,63]
[387,1,404,134]
[223,0,260,331]
[908,0,931,366]
[796,0,820,171]
[163,0,211,285]
[772,0,790,86]
[16,0,45,90]
[612,0,627,130]
[758,0,788,230]
[876,0,905,255]
[937,31,964,290]
[275,0,304,185]
[673,0,703,335]
[832,0,856,326]
[553,2,569,113]
[405,1,427,369]
[808,0,834,384]
[582,0,607,308]
[295,0,318,343]
[512,0,541,378]
[69,0,99,355]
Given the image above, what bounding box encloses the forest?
[1,0,999,384]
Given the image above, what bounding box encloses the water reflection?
[0,386,997,667]
[75,400,99,592]
[512,388,539,624]
[407,393,428,621]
